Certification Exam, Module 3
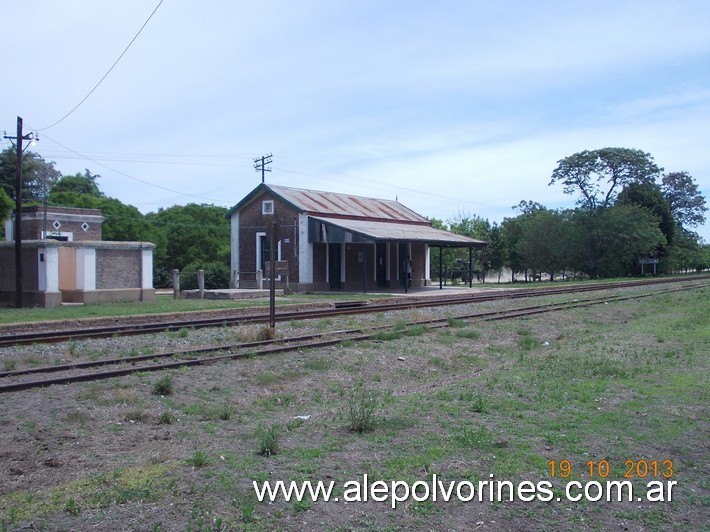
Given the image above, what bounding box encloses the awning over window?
[308,216,486,247]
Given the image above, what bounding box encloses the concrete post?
[172,269,180,299]
[257,269,263,289]
[197,269,205,299]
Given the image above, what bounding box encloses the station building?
[229,183,485,292]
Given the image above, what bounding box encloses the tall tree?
[617,182,674,249]
[549,148,661,210]
[516,209,566,280]
[51,169,104,197]
[145,203,230,272]
[660,171,707,228]
[0,148,61,202]
[49,191,164,245]
[570,204,666,278]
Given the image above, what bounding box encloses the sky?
[3,0,709,242]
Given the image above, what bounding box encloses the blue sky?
[3,0,709,241]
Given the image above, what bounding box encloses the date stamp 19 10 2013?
[548,459,674,480]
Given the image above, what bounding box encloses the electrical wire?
[36,0,164,132]
[40,132,231,206]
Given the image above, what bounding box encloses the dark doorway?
[259,234,271,272]
[328,244,342,290]
[398,243,408,288]
[376,243,387,288]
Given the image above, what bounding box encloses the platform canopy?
[309,216,486,247]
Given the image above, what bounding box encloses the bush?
[152,374,174,396]
[347,383,379,434]
[181,261,231,290]
[255,423,281,456]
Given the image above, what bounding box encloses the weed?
[238,494,257,523]
[65,410,90,426]
[303,357,333,370]
[255,393,294,410]
[373,330,402,341]
[187,450,210,468]
[293,499,311,512]
[517,334,540,351]
[64,498,81,515]
[456,329,481,340]
[255,423,281,456]
[446,317,466,328]
[123,410,150,423]
[404,324,428,337]
[286,418,305,431]
[256,326,277,341]
[255,373,276,386]
[459,391,487,413]
[67,340,80,356]
[158,412,176,425]
[429,356,448,369]
[3,359,17,372]
[152,374,174,396]
[216,403,234,421]
[347,383,379,434]
[316,318,333,331]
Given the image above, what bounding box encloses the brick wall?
[237,191,301,283]
[0,247,39,290]
[96,248,141,288]
[17,206,103,241]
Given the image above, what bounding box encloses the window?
[262,200,274,215]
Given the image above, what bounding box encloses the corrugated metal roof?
[311,216,487,246]
[268,184,428,222]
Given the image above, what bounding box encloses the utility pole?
[254,153,272,183]
[269,219,276,328]
[3,117,37,308]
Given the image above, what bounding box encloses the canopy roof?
[310,216,486,247]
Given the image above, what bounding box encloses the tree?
[50,190,169,285]
[550,148,662,210]
[571,204,666,278]
[0,148,61,202]
[617,182,674,249]
[501,215,526,281]
[51,169,103,197]
[448,213,493,281]
[512,200,546,215]
[0,188,13,238]
[660,171,707,228]
[145,203,230,275]
[516,209,566,280]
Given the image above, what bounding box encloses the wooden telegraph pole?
[3,117,38,308]
[254,153,273,183]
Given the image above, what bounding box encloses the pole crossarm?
[254,153,273,183]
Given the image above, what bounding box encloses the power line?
[39,132,231,205]
[36,0,164,132]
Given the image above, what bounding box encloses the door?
[398,243,409,288]
[376,243,387,288]
[328,244,342,290]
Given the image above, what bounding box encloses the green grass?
[0,283,706,530]
[0,292,390,325]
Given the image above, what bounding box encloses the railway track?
[0,276,706,348]
[0,281,703,393]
